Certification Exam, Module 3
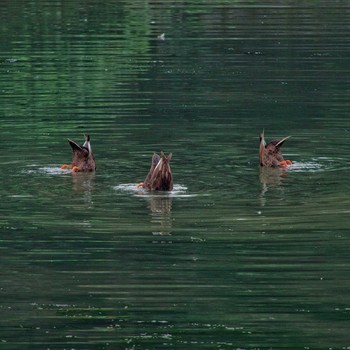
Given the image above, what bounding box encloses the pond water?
[1,1,350,349]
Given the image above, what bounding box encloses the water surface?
[1,1,350,349]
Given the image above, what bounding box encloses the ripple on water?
[286,161,323,172]
[286,157,347,172]
[114,183,196,198]
[24,166,71,175]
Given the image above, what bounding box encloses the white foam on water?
[26,167,72,175]
[286,161,323,172]
[114,183,197,198]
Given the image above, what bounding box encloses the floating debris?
[157,33,165,41]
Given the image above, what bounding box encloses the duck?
[143,153,161,188]
[259,130,292,167]
[137,152,173,191]
[61,134,96,172]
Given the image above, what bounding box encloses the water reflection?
[145,194,173,236]
[115,184,189,235]
[259,166,287,188]
[259,166,287,206]
[71,172,96,208]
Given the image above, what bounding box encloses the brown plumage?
[143,153,161,188]
[143,152,173,191]
[67,134,96,172]
[259,130,291,167]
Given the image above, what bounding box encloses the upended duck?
[137,152,173,191]
[61,134,96,172]
[259,130,292,167]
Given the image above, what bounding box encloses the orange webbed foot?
[60,164,71,169]
[136,182,144,188]
[71,166,79,172]
[280,160,292,167]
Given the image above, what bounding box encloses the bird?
[61,134,96,172]
[259,130,292,167]
[137,152,173,191]
[143,153,161,188]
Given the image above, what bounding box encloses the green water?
[1,1,350,349]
